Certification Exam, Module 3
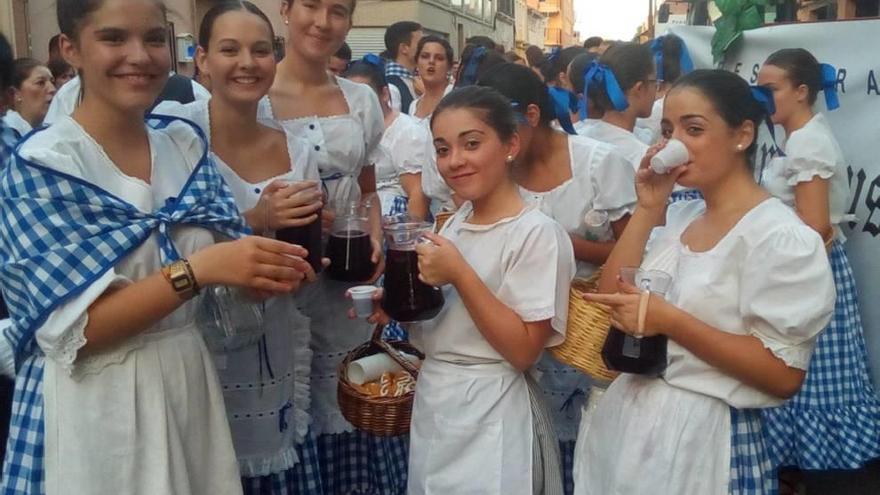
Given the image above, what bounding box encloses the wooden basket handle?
[370,324,420,379]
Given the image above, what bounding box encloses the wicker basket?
[549,271,619,383]
[338,325,425,437]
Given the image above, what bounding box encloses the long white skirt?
[43,323,242,495]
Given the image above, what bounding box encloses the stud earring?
[736,144,744,151]
[506,155,515,163]
[284,18,289,25]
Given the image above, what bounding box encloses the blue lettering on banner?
[846,166,880,237]
[869,70,880,96]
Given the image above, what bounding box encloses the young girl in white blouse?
[579,42,656,170]
[153,2,325,492]
[574,70,835,494]
[362,85,576,494]
[479,62,636,494]
[343,57,432,220]
[0,0,311,493]
[757,48,880,485]
[258,0,406,492]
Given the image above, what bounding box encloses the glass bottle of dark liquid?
[326,201,376,282]
[381,218,445,322]
[276,209,323,273]
[601,268,673,377]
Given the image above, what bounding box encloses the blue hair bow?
[649,35,695,83]
[547,86,579,135]
[750,85,784,156]
[581,60,629,120]
[362,53,384,69]
[820,63,840,111]
[546,47,561,65]
[460,46,488,87]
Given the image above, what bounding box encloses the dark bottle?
[382,248,445,322]
[325,229,375,282]
[275,208,324,273]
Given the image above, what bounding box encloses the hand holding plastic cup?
[650,139,690,175]
[348,285,378,318]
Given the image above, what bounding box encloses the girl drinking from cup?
[361,85,576,494]
[0,0,311,492]
[573,70,835,494]
[757,48,880,485]
[153,1,324,491]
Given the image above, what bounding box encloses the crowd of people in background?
[0,0,878,494]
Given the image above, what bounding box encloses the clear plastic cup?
[349,285,378,318]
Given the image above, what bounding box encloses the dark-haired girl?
[362,85,575,494]
[580,42,657,169]
[574,70,834,494]
[258,0,409,493]
[153,2,325,492]
[0,0,312,493]
[757,48,880,477]
[344,57,431,220]
[3,58,56,137]
[635,34,693,144]
[479,62,635,494]
[411,37,457,213]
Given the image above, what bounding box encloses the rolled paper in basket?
[347,352,421,385]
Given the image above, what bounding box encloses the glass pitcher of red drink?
[381,217,445,322]
[326,201,376,282]
[601,267,673,376]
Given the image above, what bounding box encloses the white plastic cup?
[349,285,378,318]
[347,352,420,385]
[650,139,690,174]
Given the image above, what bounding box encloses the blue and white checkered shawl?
[0,114,249,494]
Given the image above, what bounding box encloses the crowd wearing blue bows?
[0,6,879,494]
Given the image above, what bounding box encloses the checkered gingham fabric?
[384,61,413,81]
[728,407,777,495]
[242,430,324,494]
[762,240,880,470]
[317,430,409,495]
[0,115,249,494]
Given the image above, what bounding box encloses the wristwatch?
[161,259,199,300]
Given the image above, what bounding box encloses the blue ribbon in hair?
[580,60,629,120]
[820,63,840,111]
[460,46,488,87]
[362,53,385,69]
[546,47,561,64]
[750,85,784,156]
[547,86,579,135]
[649,35,695,83]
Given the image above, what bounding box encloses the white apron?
[408,358,533,495]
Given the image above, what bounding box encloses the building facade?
[514,0,547,51]
[538,0,576,47]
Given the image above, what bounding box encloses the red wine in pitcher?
[326,229,375,282]
[275,210,323,273]
[382,248,444,322]
[601,327,667,376]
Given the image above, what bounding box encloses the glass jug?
[601,268,673,376]
[381,216,445,322]
[326,200,376,282]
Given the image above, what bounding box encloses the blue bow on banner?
[362,53,385,69]
[649,36,695,83]
[547,86,579,135]
[750,85,784,156]
[459,46,488,87]
[820,63,840,111]
[581,60,629,120]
